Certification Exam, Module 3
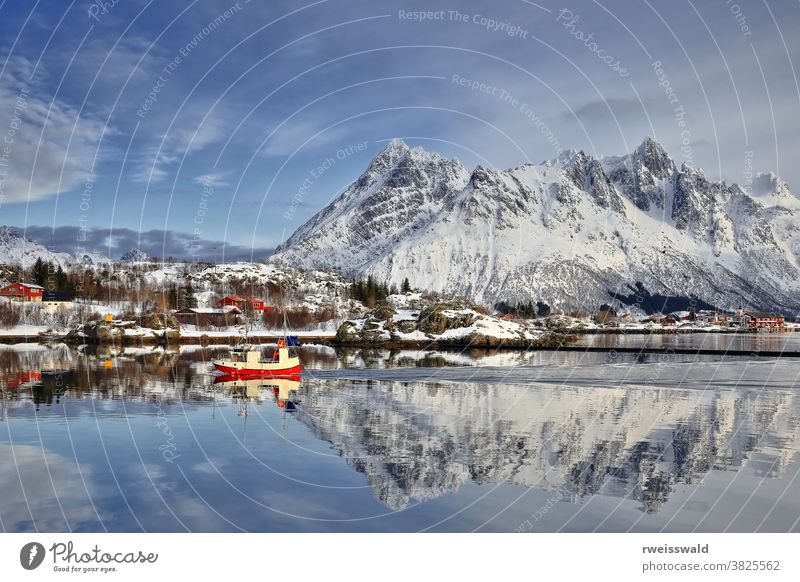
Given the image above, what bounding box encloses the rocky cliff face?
[272,138,800,312]
[277,139,470,274]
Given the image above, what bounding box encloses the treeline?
[23,258,118,301]
[29,258,72,292]
[348,276,414,308]
[494,300,551,318]
[166,283,197,310]
[349,275,393,307]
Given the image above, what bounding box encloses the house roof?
[742,311,783,318]
[1,282,44,291]
[220,295,246,301]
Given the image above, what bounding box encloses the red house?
[0,282,44,302]
[218,295,247,309]
[247,297,269,311]
[741,311,785,332]
[217,295,273,312]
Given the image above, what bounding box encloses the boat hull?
[211,361,303,376]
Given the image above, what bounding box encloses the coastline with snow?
[3,312,792,348]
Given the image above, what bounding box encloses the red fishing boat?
[211,338,302,376]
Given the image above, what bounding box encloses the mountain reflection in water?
[1,343,799,532]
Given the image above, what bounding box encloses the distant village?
[578,306,791,333]
[0,277,278,330]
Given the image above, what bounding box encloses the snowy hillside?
[272,138,800,312]
[0,226,110,269]
[278,139,470,271]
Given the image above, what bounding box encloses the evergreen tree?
[401,277,411,293]
[366,274,375,303]
[167,284,179,310]
[495,301,512,315]
[182,283,198,309]
[349,276,391,306]
[536,301,551,318]
[31,258,46,286]
[55,266,69,292]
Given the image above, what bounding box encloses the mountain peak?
[383,138,409,152]
[371,139,411,164]
[119,248,152,263]
[552,148,581,167]
[373,139,455,165]
[635,137,674,177]
[357,139,412,182]
[638,135,664,152]
[0,226,24,240]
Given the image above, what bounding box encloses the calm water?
[571,330,800,352]
[1,337,799,532]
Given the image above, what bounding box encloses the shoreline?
[0,326,795,348]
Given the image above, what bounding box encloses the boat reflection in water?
[213,373,301,413]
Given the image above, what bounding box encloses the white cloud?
[0,68,109,203]
[133,111,227,183]
[0,443,108,531]
[192,172,229,187]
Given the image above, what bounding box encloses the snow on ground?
[394,330,429,341]
[0,325,50,336]
[435,309,543,341]
[387,293,424,309]
[392,309,419,322]
[142,265,182,285]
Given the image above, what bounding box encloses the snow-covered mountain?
[119,248,153,263]
[279,139,471,270]
[272,138,800,312]
[0,226,110,269]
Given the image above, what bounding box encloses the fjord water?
[1,337,799,532]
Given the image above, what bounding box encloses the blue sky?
[1,0,799,260]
